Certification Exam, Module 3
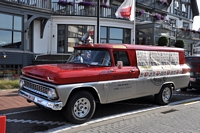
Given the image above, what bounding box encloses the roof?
[74,44,184,52]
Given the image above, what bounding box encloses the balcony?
[176,28,200,40]
[52,2,120,19]
[137,0,153,6]
[136,11,154,22]
[174,9,188,19]
[2,0,52,11]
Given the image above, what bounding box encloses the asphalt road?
[3,89,200,133]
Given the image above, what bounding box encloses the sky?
[193,1,200,30]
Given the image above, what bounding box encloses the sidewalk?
[0,89,35,115]
[51,101,200,133]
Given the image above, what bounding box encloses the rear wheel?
[62,91,96,124]
[154,84,172,105]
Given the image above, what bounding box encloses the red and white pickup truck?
[18,43,190,123]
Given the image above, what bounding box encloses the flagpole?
[133,0,136,44]
[97,0,100,43]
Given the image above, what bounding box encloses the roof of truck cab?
[74,43,184,52]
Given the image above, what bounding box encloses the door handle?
[130,70,135,73]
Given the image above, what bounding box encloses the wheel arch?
[67,86,101,105]
[161,82,175,90]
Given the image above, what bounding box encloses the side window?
[113,51,130,66]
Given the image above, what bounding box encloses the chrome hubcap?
[162,87,171,103]
[74,98,90,118]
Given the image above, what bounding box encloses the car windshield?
[67,49,111,66]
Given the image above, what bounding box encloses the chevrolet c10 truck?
[18,43,190,124]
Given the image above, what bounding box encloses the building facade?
[0,0,199,78]
[0,0,52,78]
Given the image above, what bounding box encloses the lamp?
[3,51,7,58]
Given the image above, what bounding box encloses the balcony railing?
[177,28,200,39]
[3,0,51,10]
[174,9,188,19]
[52,2,119,18]
[137,0,152,5]
[136,11,153,22]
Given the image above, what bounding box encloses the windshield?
[67,49,111,66]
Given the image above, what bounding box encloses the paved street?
[1,89,200,133]
[54,101,200,133]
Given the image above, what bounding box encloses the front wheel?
[154,84,172,105]
[62,91,96,124]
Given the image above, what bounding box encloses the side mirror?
[117,61,123,69]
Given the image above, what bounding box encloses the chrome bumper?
[19,89,63,110]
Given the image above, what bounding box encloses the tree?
[158,36,169,46]
[174,40,185,48]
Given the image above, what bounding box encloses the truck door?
[106,51,138,102]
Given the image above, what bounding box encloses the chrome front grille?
[23,80,50,97]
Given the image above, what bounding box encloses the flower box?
[100,2,110,8]
[58,0,74,6]
[78,2,95,7]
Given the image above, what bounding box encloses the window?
[0,13,22,49]
[68,49,111,66]
[57,25,95,53]
[182,4,187,12]
[183,22,189,28]
[100,26,131,44]
[0,64,22,79]
[174,0,179,9]
[169,19,176,27]
[113,51,130,66]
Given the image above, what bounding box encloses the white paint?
[33,20,50,54]
[44,16,135,53]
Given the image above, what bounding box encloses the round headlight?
[47,88,57,99]
[19,80,24,89]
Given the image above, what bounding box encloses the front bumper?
[19,89,63,110]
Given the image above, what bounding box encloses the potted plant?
[179,27,186,31]
[100,2,110,8]
[78,1,95,7]
[58,0,74,6]
[174,40,185,48]
[158,36,169,46]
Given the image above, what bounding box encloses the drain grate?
[161,109,178,114]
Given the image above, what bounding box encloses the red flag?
[115,0,135,21]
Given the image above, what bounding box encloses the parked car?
[181,56,200,91]
[18,43,190,124]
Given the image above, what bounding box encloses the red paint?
[0,116,6,133]
[120,6,132,18]
[21,44,187,84]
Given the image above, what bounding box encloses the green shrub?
[174,40,185,48]
[0,79,19,90]
[158,36,169,46]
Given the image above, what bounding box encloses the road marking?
[6,119,67,125]
[0,108,41,116]
[173,94,200,97]
[183,101,200,105]
[113,103,155,106]
[47,97,200,133]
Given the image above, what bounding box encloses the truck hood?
[22,63,111,84]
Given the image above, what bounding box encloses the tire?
[154,84,172,105]
[62,91,96,124]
